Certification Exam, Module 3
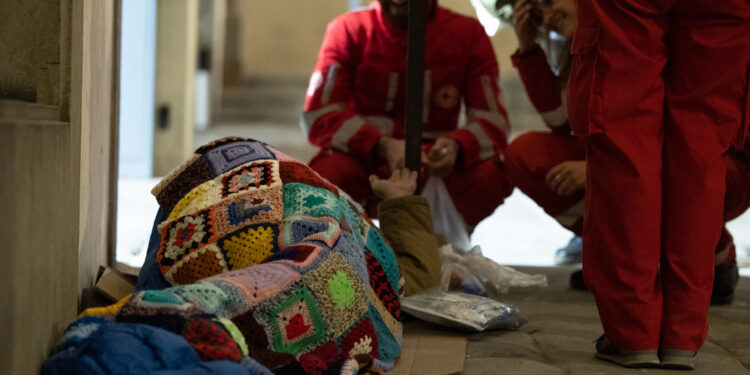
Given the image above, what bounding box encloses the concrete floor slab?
[465,331,543,360]
[463,357,565,375]
[394,266,750,374]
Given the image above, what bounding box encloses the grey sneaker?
[555,236,583,265]
[594,335,660,368]
[660,349,696,370]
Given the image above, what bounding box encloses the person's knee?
[505,132,547,181]
[309,152,370,200]
[445,160,512,226]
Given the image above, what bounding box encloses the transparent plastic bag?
[400,289,526,332]
[439,244,548,295]
[421,176,472,252]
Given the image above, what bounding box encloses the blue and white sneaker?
[555,236,583,265]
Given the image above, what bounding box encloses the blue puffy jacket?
[41,317,270,375]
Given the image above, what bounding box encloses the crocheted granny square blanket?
[130,137,402,373]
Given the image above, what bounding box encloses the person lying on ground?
[42,138,442,375]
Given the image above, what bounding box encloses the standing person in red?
[566,0,750,369]
[302,0,513,238]
[503,0,746,305]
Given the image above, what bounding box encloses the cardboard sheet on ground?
[388,320,467,375]
[95,266,135,301]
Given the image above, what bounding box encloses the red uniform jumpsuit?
[505,45,586,235]
[302,1,513,226]
[505,44,749,266]
[568,0,750,352]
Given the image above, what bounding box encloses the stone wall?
[0,0,62,104]
[0,1,117,373]
[231,0,522,80]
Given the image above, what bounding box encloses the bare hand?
[545,160,586,196]
[370,168,418,200]
[424,137,460,177]
[539,0,577,39]
[512,0,539,53]
[376,136,406,171]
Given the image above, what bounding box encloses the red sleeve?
[450,22,510,165]
[302,16,383,163]
[512,45,571,134]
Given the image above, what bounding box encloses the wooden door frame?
[108,0,122,268]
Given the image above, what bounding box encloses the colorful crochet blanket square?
[142,137,403,373]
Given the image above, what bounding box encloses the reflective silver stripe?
[540,91,568,127]
[467,108,510,136]
[299,102,347,135]
[321,63,340,104]
[480,75,499,113]
[465,121,495,159]
[423,70,432,123]
[477,76,510,137]
[306,71,324,97]
[363,115,394,135]
[553,199,585,228]
[385,72,398,112]
[332,115,367,152]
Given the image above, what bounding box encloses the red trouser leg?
[660,114,727,351]
[574,0,668,351]
[586,128,665,350]
[505,132,586,235]
[443,158,513,227]
[661,7,750,349]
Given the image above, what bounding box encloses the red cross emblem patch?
[433,84,459,109]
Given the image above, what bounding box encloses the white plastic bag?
[421,176,472,252]
[401,289,526,332]
[439,244,548,294]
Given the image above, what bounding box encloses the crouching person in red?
[566,0,750,369]
[503,0,748,307]
[302,0,514,242]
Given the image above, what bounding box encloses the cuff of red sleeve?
[449,128,481,166]
[511,44,543,65]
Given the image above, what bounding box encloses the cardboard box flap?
[389,320,467,375]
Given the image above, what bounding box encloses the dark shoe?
[711,260,739,305]
[555,236,583,265]
[569,269,587,290]
[660,349,696,370]
[594,335,660,368]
